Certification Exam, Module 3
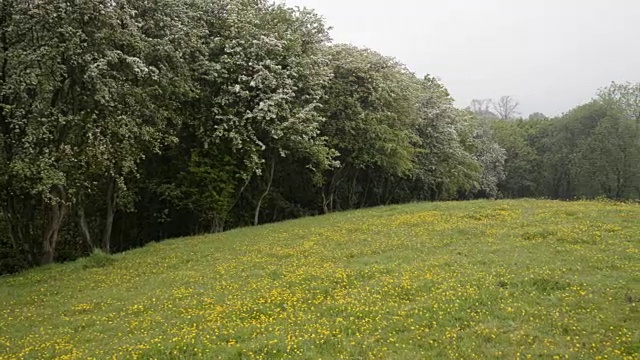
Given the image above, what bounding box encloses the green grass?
[1,199,639,359]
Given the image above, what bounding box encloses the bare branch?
[492,96,520,120]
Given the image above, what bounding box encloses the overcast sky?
[282,0,640,117]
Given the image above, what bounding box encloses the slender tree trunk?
[218,174,252,231]
[77,202,93,249]
[0,209,18,251]
[331,168,345,212]
[360,176,371,208]
[385,182,398,205]
[322,189,335,214]
[348,168,360,209]
[40,187,67,265]
[119,214,125,252]
[382,178,392,204]
[0,18,10,142]
[209,214,225,234]
[102,178,116,254]
[254,157,276,226]
[329,190,335,212]
[6,196,35,264]
[565,175,573,200]
[321,190,330,214]
[322,169,341,214]
[616,167,625,199]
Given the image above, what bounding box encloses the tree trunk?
[102,178,116,254]
[321,190,330,214]
[0,18,11,146]
[616,167,625,199]
[6,195,37,265]
[218,175,252,231]
[77,203,93,249]
[40,187,67,265]
[328,168,344,212]
[209,214,225,234]
[385,182,398,205]
[360,176,371,208]
[119,213,125,252]
[254,157,276,226]
[348,168,360,209]
[322,170,339,214]
[0,208,17,251]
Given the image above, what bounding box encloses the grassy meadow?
[0,199,639,359]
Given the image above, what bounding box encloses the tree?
[541,102,611,199]
[319,45,421,211]
[490,120,540,197]
[579,114,639,199]
[469,99,498,119]
[492,96,520,120]
[0,0,197,262]
[136,0,335,232]
[528,112,548,121]
[598,81,640,122]
[411,77,483,201]
[471,117,506,198]
[0,0,88,264]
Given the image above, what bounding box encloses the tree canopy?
[1,0,638,274]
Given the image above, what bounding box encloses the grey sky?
[283,0,640,117]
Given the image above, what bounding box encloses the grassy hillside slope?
[1,200,639,359]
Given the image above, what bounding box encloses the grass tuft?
[73,249,118,270]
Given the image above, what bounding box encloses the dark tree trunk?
[77,202,93,249]
[360,174,371,208]
[254,156,275,226]
[385,182,398,205]
[321,190,330,214]
[348,168,360,209]
[0,209,18,251]
[40,187,67,265]
[209,214,225,234]
[218,175,251,232]
[322,169,342,214]
[103,178,116,254]
[5,195,37,265]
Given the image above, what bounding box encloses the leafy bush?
[73,250,118,270]
[0,247,29,275]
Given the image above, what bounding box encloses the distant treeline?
[491,94,640,200]
[1,0,639,274]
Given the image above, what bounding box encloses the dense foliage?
[0,0,638,273]
[480,82,640,201]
